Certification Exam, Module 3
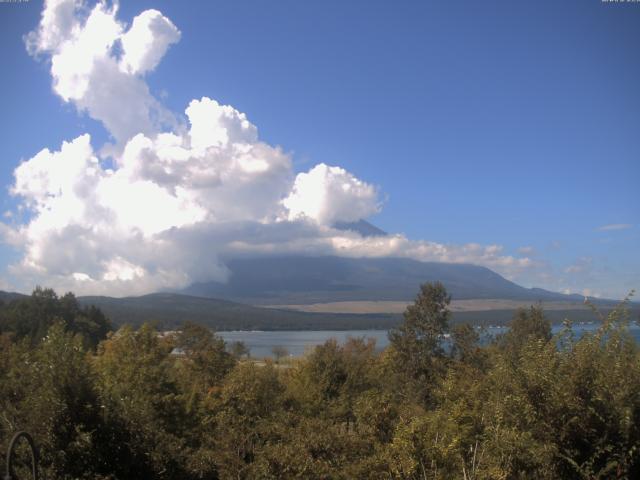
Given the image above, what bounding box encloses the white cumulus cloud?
[0,0,538,296]
[119,9,180,75]
[27,0,179,143]
[283,163,380,226]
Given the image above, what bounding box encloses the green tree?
[388,281,451,405]
[0,287,111,348]
[0,323,110,479]
[288,337,379,427]
[271,345,289,363]
[500,304,552,357]
[210,362,285,479]
[450,322,488,370]
[230,340,250,359]
[92,323,194,479]
[176,321,235,392]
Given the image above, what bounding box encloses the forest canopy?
[0,284,639,479]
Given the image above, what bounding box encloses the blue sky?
[0,0,638,298]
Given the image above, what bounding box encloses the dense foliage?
[0,287,112,348]
[1,284,639,479]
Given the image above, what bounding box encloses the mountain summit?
[182,256,583,305]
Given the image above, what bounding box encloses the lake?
[219,323,640,358]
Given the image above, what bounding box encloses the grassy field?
[265,299,598,314]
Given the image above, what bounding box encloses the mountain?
[77,293,400,331]
[332,220,387,237]
[182,256,587,305]
[73,292,635,331]
[0,253,628,332]
[0,288,632,332]
[0,291,28,303]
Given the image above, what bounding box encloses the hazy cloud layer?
[564,257,593,275]
[517,246,535,256]
[597,223,633,232]
[2,0,535,296]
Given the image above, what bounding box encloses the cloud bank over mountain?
[1,0,534,296]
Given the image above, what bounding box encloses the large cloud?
[26,0,179,143]
[283,163,380,225]
[1,0,535,296]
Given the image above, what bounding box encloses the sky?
[0,0,638,299]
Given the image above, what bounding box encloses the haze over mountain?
[2,252,632,331]
[332,220,387,238]
[182,256,587,305]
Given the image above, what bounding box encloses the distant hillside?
[0,291,27,303]
[77,293,400,331]
[0,289,633,332]
[182,256,588,305]
[77,293,637,331]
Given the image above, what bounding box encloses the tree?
[450,323,487,369]
[210,362,285,479]
[0,323,110,479]
[288,337,379,425]
[272,345,289,364]
[388,282,451,404]
[500,304,552,357]
[230,340,250,359]
[0,287,112,348]
[92,323,193,479]
[176,322,236,390]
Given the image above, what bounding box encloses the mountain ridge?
[182,256,588,305]
[76,292,400,331]
[1,256,631,331]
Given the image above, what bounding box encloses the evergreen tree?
[388,281,451,405]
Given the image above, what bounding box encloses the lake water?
[219,324,640,359]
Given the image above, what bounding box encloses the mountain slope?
[0,291,28,303]
[183,256,585,305]
[332,220,387,237]
[76,292,633,331]
[0,289,630,332]
[77,293,399,330]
